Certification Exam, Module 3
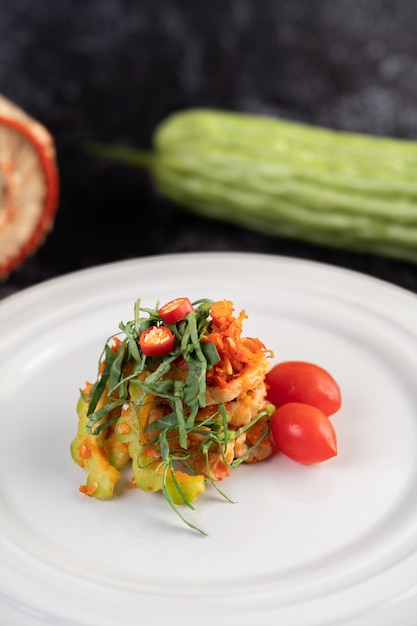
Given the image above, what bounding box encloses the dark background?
[1,0,417,299]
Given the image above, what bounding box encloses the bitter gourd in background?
[93,108,417,264]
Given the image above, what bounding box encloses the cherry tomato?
[265,361,341,416]
[270,402,337,464]
[139,325,175,357]
[158,297,194,325]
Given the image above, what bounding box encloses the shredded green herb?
[79,298,273,534]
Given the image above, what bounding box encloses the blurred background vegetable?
[1,0,417,296]
[92,108,417,265]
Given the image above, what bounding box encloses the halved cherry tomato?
[139,325,175,356]
[158,297,194,324]
[265,361,341,416]
[270,402,337,464]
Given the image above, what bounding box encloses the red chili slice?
[158,297,194,324]
[139,325,175,357]
[173,355,189,369]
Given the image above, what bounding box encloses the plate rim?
[2,251,417,626]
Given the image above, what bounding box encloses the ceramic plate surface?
[2,252,417,626]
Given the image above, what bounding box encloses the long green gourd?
[93,108,417,264]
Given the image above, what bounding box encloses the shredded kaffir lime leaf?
[85,299,215,430]
[81,297,272,534]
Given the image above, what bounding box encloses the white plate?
[2,251,417,626]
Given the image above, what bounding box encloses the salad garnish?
[71,297,274,534]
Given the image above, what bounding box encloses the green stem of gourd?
[87,143,154,171]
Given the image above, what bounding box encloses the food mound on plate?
[70,297,274,532]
